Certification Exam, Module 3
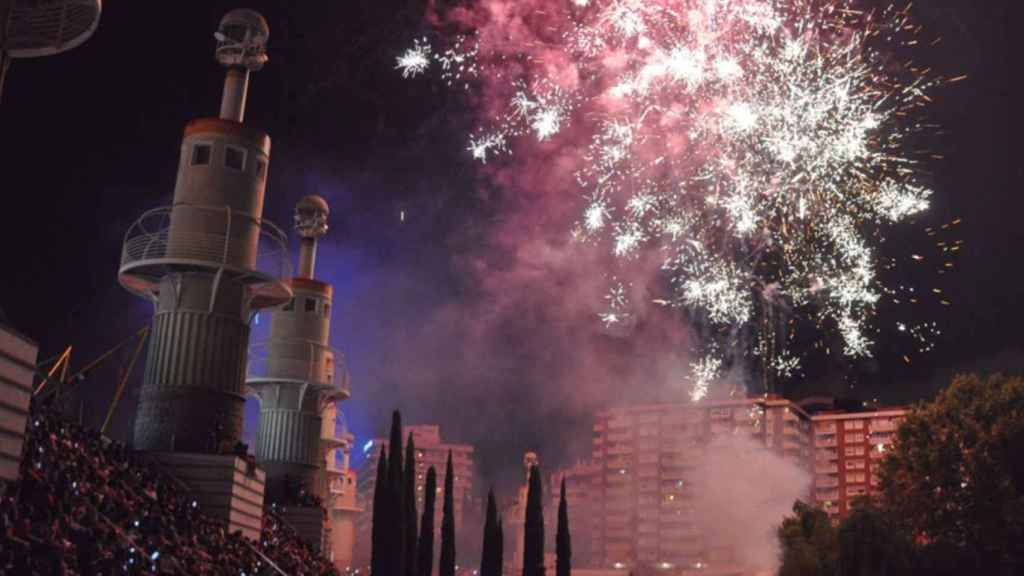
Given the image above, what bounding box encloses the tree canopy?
[778,373,1024,576]
[777,500,838,576]
[880,373,1024,572]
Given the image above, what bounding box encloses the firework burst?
[398,0,947,399]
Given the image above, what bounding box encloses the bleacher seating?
[0,396,337,575]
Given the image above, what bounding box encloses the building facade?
[590,396,811,569]
[807,408,905,518]
[588,396,906,569]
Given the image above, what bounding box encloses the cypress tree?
[522,465,544,576]
[439,451,456,576]
[371,445,389,576]
[404,433,419,576]
[496,517,504,576]
[481,489,499,576]
[388,410,406,576]
[417,467,437,576]
[556,479,571,576]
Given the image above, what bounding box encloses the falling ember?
[400,0,945,396]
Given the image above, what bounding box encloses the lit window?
[191,144,212,166]
[225,146,246,171]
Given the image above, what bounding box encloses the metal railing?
[246,340,351,398]
[120,204,292,282]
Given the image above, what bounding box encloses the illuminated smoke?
[400,0,942,397]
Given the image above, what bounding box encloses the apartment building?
[589,395,905,568]
[807,408,905,518]
[590,396,806,568]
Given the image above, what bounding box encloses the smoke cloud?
[691,434,810,573]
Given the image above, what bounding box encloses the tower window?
[191,143,212,166]
[225,146,247,171]
[305,298,316,313]
[256,159,267,180]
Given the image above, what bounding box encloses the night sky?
[0,0,1014,488]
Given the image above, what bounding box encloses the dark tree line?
[480,490,502,576]
[522,465,544,576]
[372,416,573,576]
[370,411,458,576]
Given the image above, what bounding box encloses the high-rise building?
[805,405,906,519]
[587,396,906,569]
[591,397,806,569]
[354,424,477,568]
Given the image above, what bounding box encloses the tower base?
[144,452,266,540]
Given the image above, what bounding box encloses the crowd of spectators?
[260,509,334,576]
[275,476,324,510]
[0,397,337,575]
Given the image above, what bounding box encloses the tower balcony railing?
[5,0,102,58]
[119,204,293,307]
[245,340,351,400]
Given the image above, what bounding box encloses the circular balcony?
[245,340,351,400]
[5,0,102,59]
[119,204,292,308]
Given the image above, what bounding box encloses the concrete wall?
[0,324,37,483]
[146,452,266,540]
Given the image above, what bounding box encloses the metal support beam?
[102,326,150,434]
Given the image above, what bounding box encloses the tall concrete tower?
[247,195,352,552]
[118,9,291,454]
[249,195,350,499]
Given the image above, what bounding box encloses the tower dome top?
[295,195,330,239]
[214,9,269,70]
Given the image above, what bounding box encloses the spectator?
[0,396,338,575]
